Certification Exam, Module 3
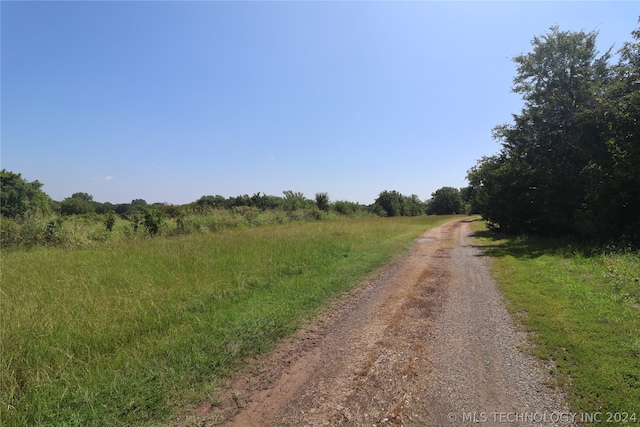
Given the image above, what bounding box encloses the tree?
[472,26,615,235]
[459,186,478,214]
[59,192,96,215]
[230,194,251,208]
[402,194,426,216]
[0,169,53,218]
[251,193,282,210]
[372,190,404,217]
[315,192,330,212]
[94,201,115,214]
[426,187,462,215]
[115,203,133,218]
[59,197,94,215]
[468,22,640,241]
[599,18,640,241]
[502,27,611,232]
[142,206,163,236]
[196,195,226,209]
[71,192,93,203]
[372,191,427,217]
[333,200,362,216]
[282,190,309,211]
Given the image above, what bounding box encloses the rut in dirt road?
[211,219,575,427]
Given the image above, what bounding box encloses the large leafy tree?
[59,192,96,215]
[71,192,93,203]
[403,194,426,216]
[600,19,640,241]
[59,197,94,215]
[469,22,640,241]
[0,169,53,218]
[498,27,611,233]
[315,192,330,212]
[282,190,310,211]
[372,190,425,217]
[426,187,463,215]
[470,26,627,236]
[372,190,404,217]
[196,195,227,209]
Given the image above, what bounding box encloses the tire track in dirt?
[180,218,575,426]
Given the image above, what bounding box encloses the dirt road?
[192,218,576,426]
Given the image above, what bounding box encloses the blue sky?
[2,1,638,205]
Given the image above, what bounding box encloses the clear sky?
[2,1,638,205]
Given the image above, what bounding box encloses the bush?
[315,192,330,212]
[0,169,53,218]
[0,216,21,247]
[307,207,325,221]
[104,213,116,232]
[18,214,53,247]
[59,198,95,216]
[426,187,463,215]
[127,207,164,237]
[1,214,66,248]
[142,207,164,236]
[233,206,260,226]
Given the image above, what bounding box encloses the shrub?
[104,213,116,232]
[315,192,330,212]
[233,206,260,226]
[59,198,95,216]
[0,216,21,247]
[372,191,404,217]
[143,207,164,236]
[333,200,362,216]
[307,207,324,220]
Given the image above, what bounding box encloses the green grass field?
[471,221,640,425]
[1,215,457,426]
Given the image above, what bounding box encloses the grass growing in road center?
[471,221,640,425]
[1,215,457,426]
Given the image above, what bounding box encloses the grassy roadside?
[1,215,458,426]
[470,221,640,425]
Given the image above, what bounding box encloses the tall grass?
[1,215,457,426]
[472,222,640,425]
[0,208,368,250]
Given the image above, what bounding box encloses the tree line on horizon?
[0,169,468,220]
[0,169,473,248]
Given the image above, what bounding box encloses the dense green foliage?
[0,170,53,218]
[426,186,463,215]
[59,196,95,216]
[315,192,331,212]
[473,222,640,423]
[467,23,640,242]
[371,190,426,217]
[1,216,456,426]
